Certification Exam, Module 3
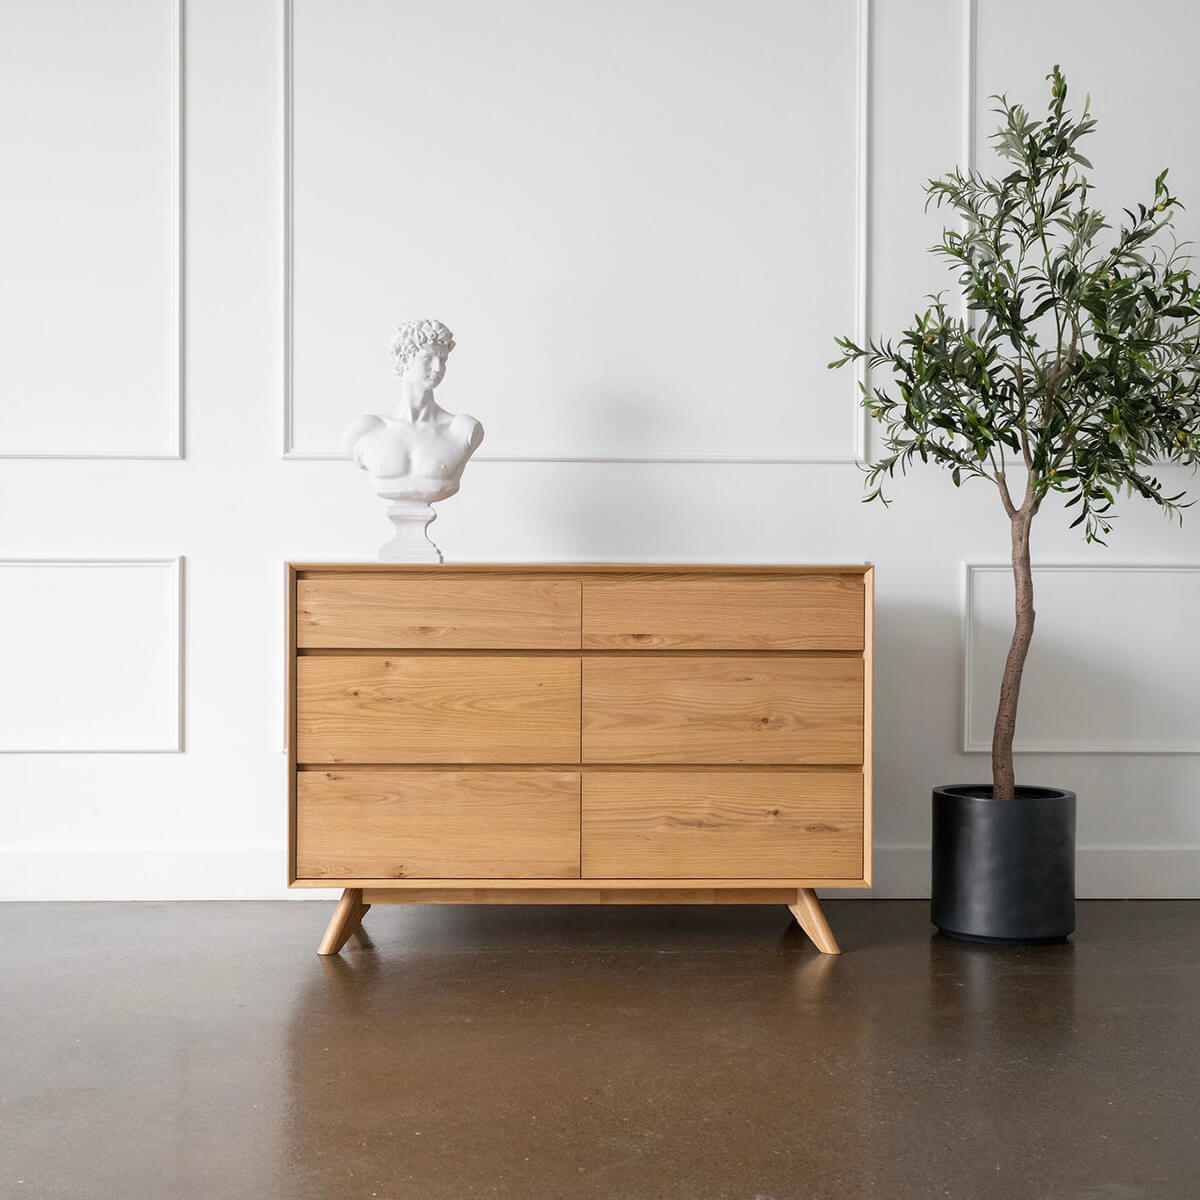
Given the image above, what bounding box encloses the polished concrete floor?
[2,900,1197,1200]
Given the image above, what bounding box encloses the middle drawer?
[583,654,864,764]
[296,655,582,763]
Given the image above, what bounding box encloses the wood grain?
[582,770,862,879]
[286,563,875,928]
[292,564,873,576]
[292,875,871,889]
[296,655,581,763]
[582,655,864,764]
[297,575,581,649]
[361,887,799,905]
[582,574,864,649]
[297,769,580,879]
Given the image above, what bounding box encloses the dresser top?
[289,562,873,575]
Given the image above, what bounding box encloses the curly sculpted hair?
[389,319,456,374]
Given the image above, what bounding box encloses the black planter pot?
[931,784,1076,944]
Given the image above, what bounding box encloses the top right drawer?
[582,574,865,651]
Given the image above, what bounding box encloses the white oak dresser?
[287,564,873,954]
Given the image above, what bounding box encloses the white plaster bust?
[343,319,484,562]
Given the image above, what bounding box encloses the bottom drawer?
[581,771,863,879]
[297,769,581,879]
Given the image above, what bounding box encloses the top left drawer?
[297,574,582,649]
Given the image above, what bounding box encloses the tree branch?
[995,471,1018,518]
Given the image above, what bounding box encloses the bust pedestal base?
[379,501,442,563]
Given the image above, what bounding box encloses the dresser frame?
[286,563,873,955]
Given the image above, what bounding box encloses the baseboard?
[1071,848,1200,900]
[832,847,1200,900]
[1,846,1197,901]
[0,848,337,902]
[831,848,930,899]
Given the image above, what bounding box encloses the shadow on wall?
[871,600,966,845]
[533,390,683,560]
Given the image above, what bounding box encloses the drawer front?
[297,575,581,648]
[582,574,864,650]
[297,655,581,763]
[298,769,581,879]
[582,770,863,878]
[582,655,863,764]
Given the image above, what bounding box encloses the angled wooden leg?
[318,888,368,956]
[347,898,371,942]
[789,888,841,955]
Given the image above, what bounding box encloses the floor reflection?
[282,904,872,1197]
[275,902,1186,1200]
[7,900,1189,1200]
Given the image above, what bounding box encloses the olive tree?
[831,66,1200,800]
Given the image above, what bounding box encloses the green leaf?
[829,64,1199,552]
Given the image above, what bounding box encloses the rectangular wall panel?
[964,565,1200,753]
[0,561,183,752]
[287,0,863,461]
[0,0,180,457]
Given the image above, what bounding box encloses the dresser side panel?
[286,564,299,886]
[862,565,875,887]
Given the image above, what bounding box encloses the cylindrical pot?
[931,784,1076,944]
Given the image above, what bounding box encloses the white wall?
[2,0,1199,900]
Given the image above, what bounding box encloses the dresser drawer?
[582,574,864,649]
[297,574,581,648]
[297,655,581,763]
[298,769,581,879]
[582,655,864,764]
[582,770,863,878]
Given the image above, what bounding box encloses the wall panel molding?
[961,0,977,176]
[281,0,871,465]
[962,562,1200,754]
[0,0,184,460]
[0,558,185,753]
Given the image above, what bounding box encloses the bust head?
[389,319,456,389]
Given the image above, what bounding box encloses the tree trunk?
[992,509,1036,799]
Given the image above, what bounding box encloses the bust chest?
[360,420,465,480]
